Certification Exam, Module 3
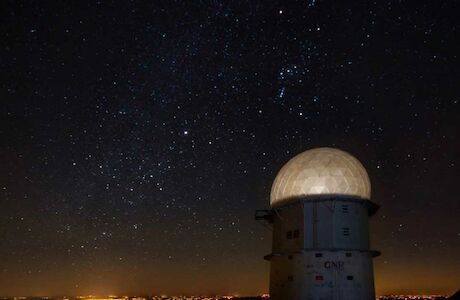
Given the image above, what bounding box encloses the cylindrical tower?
[258,147,380,300]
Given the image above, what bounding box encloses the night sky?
[1,0,459,297]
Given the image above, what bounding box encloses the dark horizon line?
[0,292,454,297]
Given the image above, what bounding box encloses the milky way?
[0,1,459,296]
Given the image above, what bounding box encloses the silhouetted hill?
[448,290,460,299]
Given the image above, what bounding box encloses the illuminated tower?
[256,147,380,300]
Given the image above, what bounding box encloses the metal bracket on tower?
[255,209,274,224]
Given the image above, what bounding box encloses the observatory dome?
[270,147,371,207]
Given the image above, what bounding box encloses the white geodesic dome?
[270,147,371,207]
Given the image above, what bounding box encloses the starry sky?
[1,0,459,297]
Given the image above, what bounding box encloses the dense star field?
[0,0,459,296]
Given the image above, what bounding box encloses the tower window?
[315,275,323,281]
[347,275,354,280]
[315,253,322,258]
[343,227,350,236]
[346,252,352,257]
[286,231,292,239]
[342,204,349,213]
[293,229,300,238]
[288,275,293,282]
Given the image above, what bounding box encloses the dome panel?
[270,147,371,207]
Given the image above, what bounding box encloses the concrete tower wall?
[303,199,371,250]
[268,198,377,300]
[272,204,304,253]
[269,250,375,300]
[272,199,371,253]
